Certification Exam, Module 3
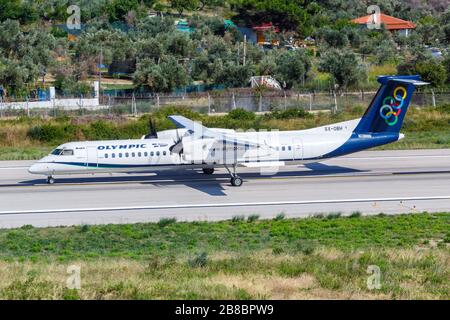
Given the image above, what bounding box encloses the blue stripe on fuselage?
[318,132,399,159]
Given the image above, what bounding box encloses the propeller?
[144,116,158,139]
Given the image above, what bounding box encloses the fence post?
[0,97,3,118]
[333,90,338,112]
[208,93,211,114]
[156,94,160,109]
[309,93,312,111]
[232,92,236,110]
[259,94,262,112]
[284,91,287,110]
[26,98,30,117]
[431,89,436,107]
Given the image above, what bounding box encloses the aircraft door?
[292,138,303,160]
[86,146,98,168]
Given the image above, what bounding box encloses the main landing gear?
[46,176,55,184]
[202,168,215,175]
[225,165,243,187]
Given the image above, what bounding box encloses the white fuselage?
[28,119,365,176]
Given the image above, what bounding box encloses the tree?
[316,27,349,48]
[165,32,193,58]
[106,0,139,22]
[318,48,366,89]
[415,60,447,87]
[274,49,311,89]
[443,55,450,85]
[212,60,255,87]
[133,57,189,92]
[169,0,199,15]
[0,0,22,21]
[231,0,311,35]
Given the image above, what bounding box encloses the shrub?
[274,213,285,221]
[326,212,342,219]
[188,252,208,268]
[272,246,284,255]
[231,215,245,223]
[296,240,316,255]
[247,214,260,222]
[157,217,177,227]
[349,211,362,218]
[267,108,312,120]
[227,108,256,121]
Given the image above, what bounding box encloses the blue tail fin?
[354,75,428,134]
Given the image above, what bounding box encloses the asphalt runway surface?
[0,149,449,228]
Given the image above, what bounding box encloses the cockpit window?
[50,149,74,156]
[51,149,63,155]
[61,149,74,156]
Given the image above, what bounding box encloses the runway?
[0,149,450,228]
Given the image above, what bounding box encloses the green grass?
[0,213,447,262]
[0,146,51,160]
[0,213,448,300]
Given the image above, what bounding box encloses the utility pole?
[99,46,103,98]
[243,35,247,66]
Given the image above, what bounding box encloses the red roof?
[252,22,280,32]
[352,13,416,30]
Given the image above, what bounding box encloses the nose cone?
[28,163,47,175]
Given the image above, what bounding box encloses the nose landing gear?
[46,176,55,184]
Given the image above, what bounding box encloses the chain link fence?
[0,90,448,118]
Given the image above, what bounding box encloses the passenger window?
[105,154,108,158]
[132,152,135,157]
[125,153,129,157]
[156,151,160,156]
[288,146,292,151]
[150,152,154,157]
[282,146,286,151]
[119,153,122,158]
[112,153,115,158]
[138,152,142,157]
[163,151,166,156]
[144,152,147,157]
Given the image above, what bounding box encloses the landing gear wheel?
[231,176,243,187]
[46,176,55,184]
[202,168,215,175]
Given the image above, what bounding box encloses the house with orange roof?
[352,13,416,37]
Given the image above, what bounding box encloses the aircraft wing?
[168,115,264,148]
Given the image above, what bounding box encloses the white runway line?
[1,196,449,216]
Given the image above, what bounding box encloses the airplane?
[28,75,428,187]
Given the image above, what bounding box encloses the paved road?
[0,149,449,228]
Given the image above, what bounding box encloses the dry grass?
[0,247,447,300]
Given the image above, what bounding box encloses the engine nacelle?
[181,136,216,163]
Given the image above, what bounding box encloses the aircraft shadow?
[16,163,365,196]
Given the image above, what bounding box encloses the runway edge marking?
[1,196,450,216]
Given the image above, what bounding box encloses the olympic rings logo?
[379,86,407,126]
